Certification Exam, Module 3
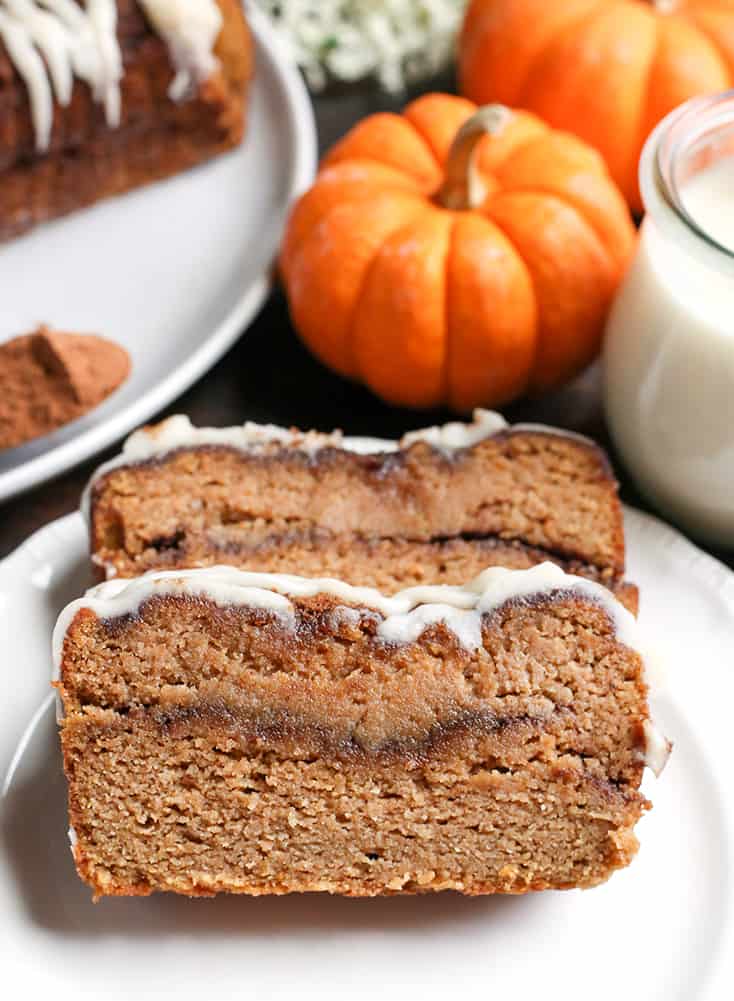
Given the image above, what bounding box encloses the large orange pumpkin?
[280,94,634,412]
[459,0,734,213]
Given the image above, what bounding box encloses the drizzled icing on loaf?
[0,0,221,151]
[80,409,596,526]
[0,0,123,150]
[136,0,221,100]
[52,561,671,775]
[98,409,511,464]
[52,560,638,655]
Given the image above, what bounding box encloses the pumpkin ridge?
[403,124,444,175]
[684,7,734,77]
[520,2,660,208]
[515,0,608,105]
[443,213,462,408]
[403,94,478,168]
[286,192,427,379]
[281,160,425,270]
[325,153,434,185]
[337,150,443,184]
[351,210,453,407]
[323,113,443,191]
[345,202,434,385]
[475,130,551,195]
[445,210,539,411]
[483,190,618,390]
[459,0,605,105]
[495,180,628,270]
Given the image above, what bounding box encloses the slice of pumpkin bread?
[54,563,669,899]
[84,411,633,606]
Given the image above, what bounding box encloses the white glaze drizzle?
[138,0,221,101]
[106,409,509,464]
[0,0,220,151]
[52,561,670,775]
[401,410,508,450]
[80,409,594,524]
[0,0,121,149]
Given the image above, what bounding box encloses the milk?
[682,158,734,253]
[604,157,734,547]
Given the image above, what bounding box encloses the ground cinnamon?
[0,326,130,450]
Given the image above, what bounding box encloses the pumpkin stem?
[437,104,512,211]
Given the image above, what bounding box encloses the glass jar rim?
[640,90,734,273]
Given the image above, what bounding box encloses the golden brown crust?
[0,0,252,241]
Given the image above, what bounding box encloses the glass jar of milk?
[604,92,734,549]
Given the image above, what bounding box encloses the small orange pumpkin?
[280,94,634,412]
[459,0,734,213]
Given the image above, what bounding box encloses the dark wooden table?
[1,85,731,571]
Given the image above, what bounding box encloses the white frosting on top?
[138,0,221,101]
[401,410,508,450]
[121,411,377,460]
[80,409,596,524]
[52,560,669,775]
[0,0,221,151]
[102,409,510,465]
[52,561,630,665]
[0,0,122,149]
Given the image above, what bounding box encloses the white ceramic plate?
[1,507,732,1000]
[0,4,317,503]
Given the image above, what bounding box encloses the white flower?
[253,0,466,92]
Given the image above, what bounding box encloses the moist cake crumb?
[55,563,668,899]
